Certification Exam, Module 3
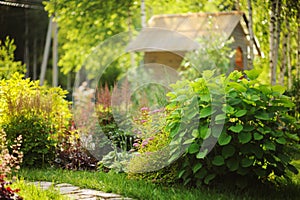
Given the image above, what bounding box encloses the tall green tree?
[45,0,139,75]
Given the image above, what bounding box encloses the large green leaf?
[178,169,186,178]
[255,112,271,120]
[259,85,272,95]
[200,94,211,102]
[226,158,239,171]
[254,132,263,140]
[200,106,215,118]
[192,163,203,174]
[200,126,210,139]
[204,174,216,185]
[218,132,232,146]
[250,95,260,101]
[215,113,226,121]
[264,141,276,151]
[275,137,287,145]
[228,98,242,105]
[221,145,235,159]
[235,110,247,117]
[228,82,247,92]
[285,133,300,141]
[244,69,260,80]
[188,143,200,154]
[186,107,199,120]
[196,149,208,159]
[241,158,254,167]
[176,94,188,101]
[229,124,243,133]
[183,138,195,145]
[212,125,224,137]
[272,85,286,95]
[222,105,235,114]
[212,155,225,166]
[243,125,255,132]
[191,129,199,138]
[238,132,252,144]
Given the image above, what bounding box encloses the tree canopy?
[44,0,300,86]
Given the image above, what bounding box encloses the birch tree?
[269,0,282,85]
[279,17,288,86]
[247,0,254,69]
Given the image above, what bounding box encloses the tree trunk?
[279,18,287,86]
[33,38,37,80]
[141,0,146,28]
[297,6,300,80]
[52,21,58,87]
[287,19,292,89]
[269,0,282,85]
[247,0,254,69]
[128,10,135,68]
[274,0,282,75]
[235,0,240,10]
[40,17,53,85]
[269,0,277,85]
[24,9,30,78]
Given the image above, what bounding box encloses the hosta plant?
[166,70,299,187]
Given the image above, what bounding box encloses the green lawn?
[19,166,300,200]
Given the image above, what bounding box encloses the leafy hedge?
[166,70,299,187]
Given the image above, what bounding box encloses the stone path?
[32,181,133,200]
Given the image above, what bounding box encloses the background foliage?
[0,37,25,80]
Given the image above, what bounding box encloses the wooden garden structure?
[127,11,262,71]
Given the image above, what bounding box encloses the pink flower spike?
[141,107,149,111]
[133,143,139,147]
[148,136,154,141]
[140,120,147,123]
[150,109,162,114]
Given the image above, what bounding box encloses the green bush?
[3,115,55,167]
[166,70,299,187]
[0,73,71,167]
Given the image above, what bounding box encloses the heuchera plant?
[0,129,23,199]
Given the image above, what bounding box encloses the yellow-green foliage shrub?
[0,73,71,167]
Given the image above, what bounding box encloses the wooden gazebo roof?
[127,11,261,56]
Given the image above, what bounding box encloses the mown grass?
[19,165,300,200]
[11,179,67,200]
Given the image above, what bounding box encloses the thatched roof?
[126,11,261,56]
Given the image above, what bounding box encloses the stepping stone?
[29,181,133,200]
[55,183,74,187]
[56,186,81,194]
[32,181,53,190]
[80,189,122,199]
[76,189,122,198]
